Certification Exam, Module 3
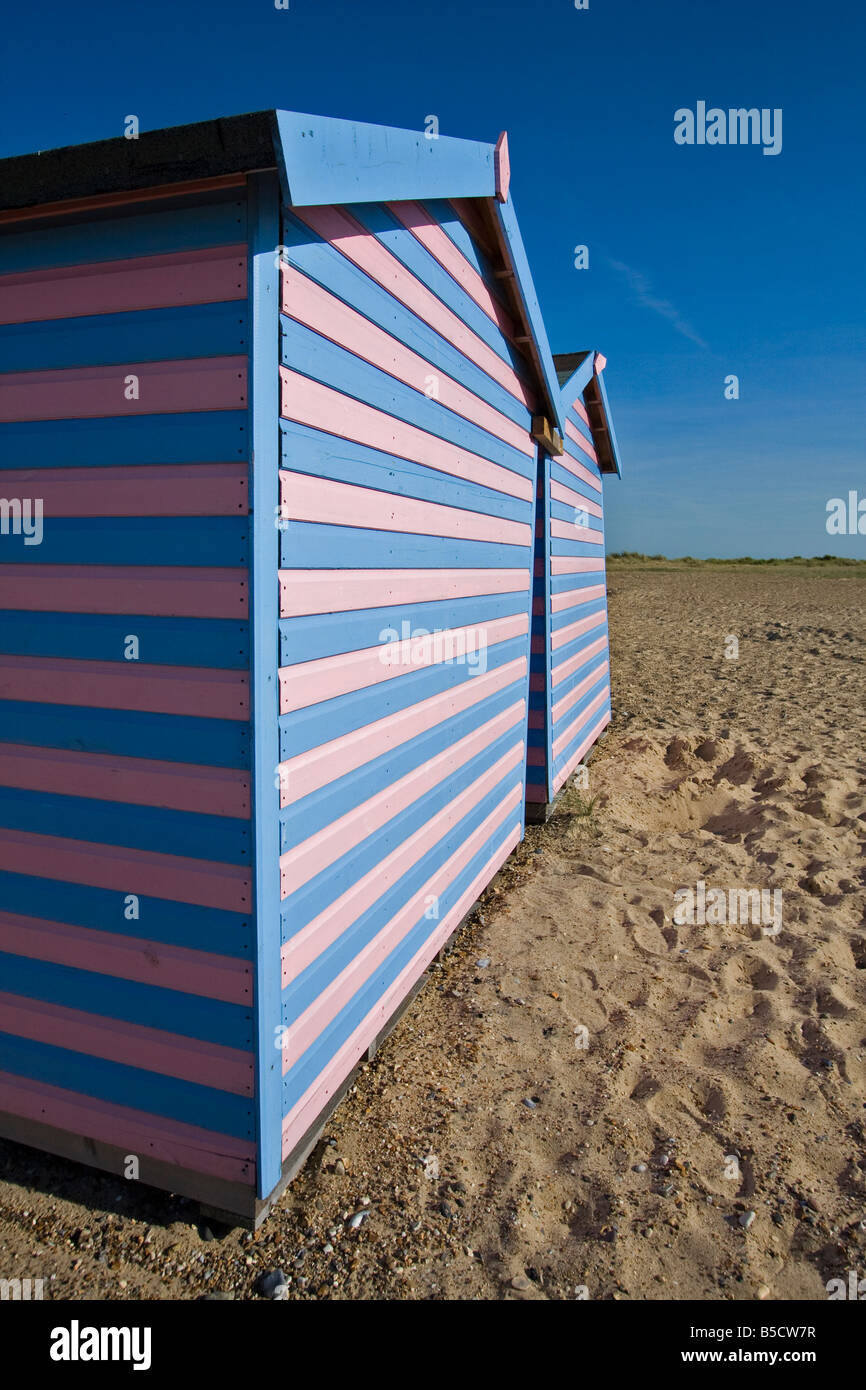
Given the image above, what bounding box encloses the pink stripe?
[280,656,527,807]
[565,418,599,463]
[280,368,532,502]
[551,556,605,576]
[551,610,607,653]
[552,659,609,723]
[0,1070,254,1182]
[282,816,520,1157]
[0,565,248,618]
[550,478,603,518]
[551,633,609,689]
[279,613,527,713]
[528,709,545,729]
[552,686,610,759]
[0,655,248,719]
[280,700,525,898]
[281,265,533,455]
[0,910,251,1004]
[553,711,611,796]
[526,746,546,765]
[292,206,535,409]
[0,245,247,325]
[559,449,602,494]
[551,519,603,544]
[0,357,247,423]
[530,635,544,654]
[0,828,251,912]
[282,745,523,989]
[0,743,250,817]
[279,470,531,547]
[279,567,528,617]
[572,398,591,426]
[529,672,545,692]
[283,781,523,1070]
[386,202,518,338]
[551,583,606,613]
[0,990,253,1095]
[0,464,248,517]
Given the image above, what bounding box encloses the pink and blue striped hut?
[525,351,623,819]
[0,110,621,1225]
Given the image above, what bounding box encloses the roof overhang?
[555,350,622,478]
[0,108,566,432]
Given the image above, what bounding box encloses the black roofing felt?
[0,112,278,213]
[552,351,592,387]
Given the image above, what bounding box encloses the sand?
[1,562,864,1300]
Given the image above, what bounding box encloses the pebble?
[348,1211,369,1230]
[256,1269,288,1299]
[334,1159,346,1176]
[739,1211,756,1229]
[633,1164,648,1173]
[522,1098,538,1110]
[757,1285,771,1300]
[422,1154,440,1181]
[510,1273,532,1291]
[476,958,491,969]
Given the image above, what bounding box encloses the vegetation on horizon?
[607,552,866,568]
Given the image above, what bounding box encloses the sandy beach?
[1,560,864,1301]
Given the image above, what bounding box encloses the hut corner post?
[248,170,284,1208]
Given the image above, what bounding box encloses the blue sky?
[1,0,863,557]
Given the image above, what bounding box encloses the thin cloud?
[609,259,709,349]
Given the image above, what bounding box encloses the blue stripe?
[348,203,530,381]
[1,701,250,766]
[281,317,532,484]
[282,811,519,1114]
[280,522,529,570]
[0,302,249,373]
[0,517,248,566]
[280,212,531,431]
[0,191,247,273]
[280,633,526,760]
[281,677,525,849]
[551,497,602,528]
[551,672,611,741]
[565,406,595,449]
[282,723,523,936]
[0,787,250,863]
[552,620,610,671]
[551,459,603,499]
[284,764,521,1015]
[0,612,249,668]
[551,639,612,696]
[551,571,606,596]
[0,952,253,1049]
[421,200,498,287]
[280,591,528,664]
[550,536,605,560]
[0,1037,254,1140]
[279,420,528,525]
[0,411,248,468]
[553,695,612,773]
[551,597,607,633]
[0,870,252,957]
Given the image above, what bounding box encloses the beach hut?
[0,110,617,1225]
[525,351,622,820]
